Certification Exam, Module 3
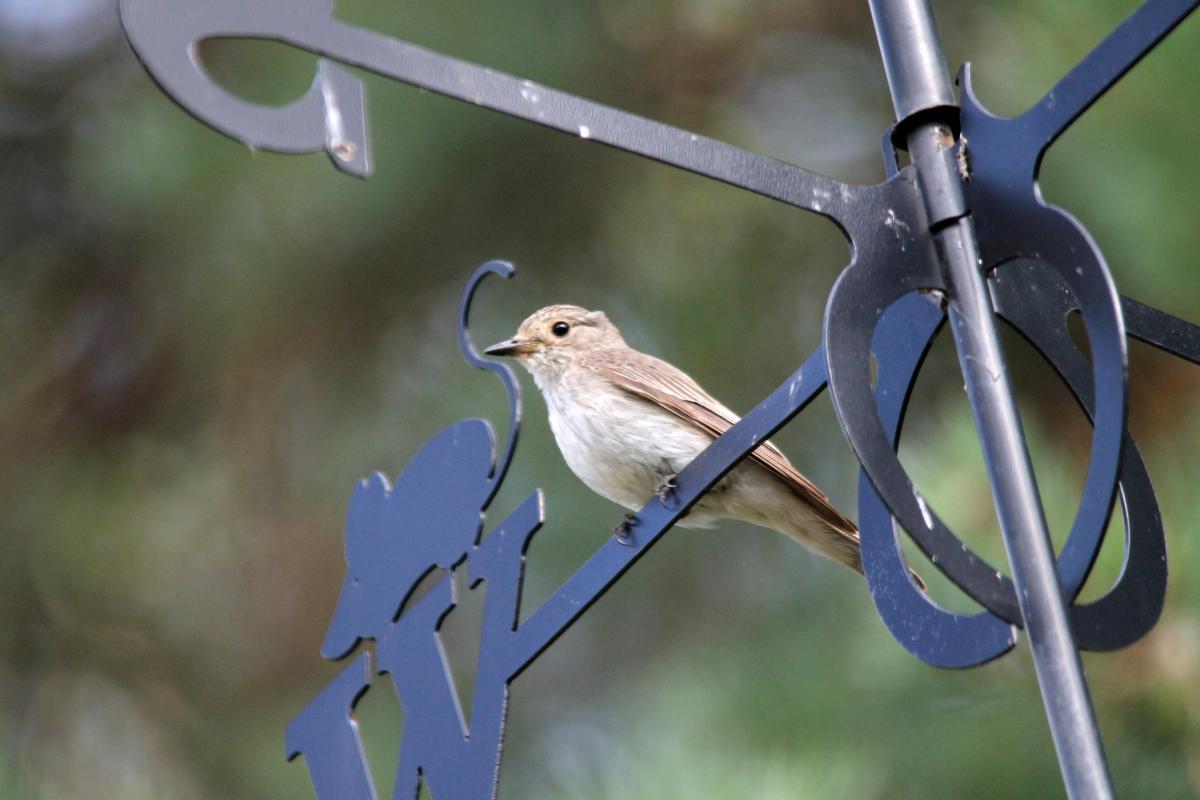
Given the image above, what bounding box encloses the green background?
[2,1,1199,797]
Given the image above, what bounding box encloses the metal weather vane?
[118,1,1200,798]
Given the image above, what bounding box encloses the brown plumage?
[486,304,923,583]
[580,347,862,558]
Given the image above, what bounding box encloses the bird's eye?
[552,321,570,337]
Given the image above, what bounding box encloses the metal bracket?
[113,0,1200,797]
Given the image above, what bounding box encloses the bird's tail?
[778,510,927,591]
[764,499,863,574]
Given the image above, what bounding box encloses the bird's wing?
[580,348,859,543]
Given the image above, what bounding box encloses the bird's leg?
[613,513,638,546]
[653,473,678,507]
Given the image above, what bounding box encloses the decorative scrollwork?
[119,0,1200,795]
[283,264,835,799]
[828,0,1199,667]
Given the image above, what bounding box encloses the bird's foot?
[654,474,678,507]
[613,513,638,546]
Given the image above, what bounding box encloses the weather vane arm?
[119,0,860,220]
[1120,297,1200,365]
[505,348,829,677]
[1026,0,1198,145]
[961,0,1199,158]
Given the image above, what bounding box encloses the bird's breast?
[541,375,710,511]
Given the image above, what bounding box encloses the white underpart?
[513,336,858,571]
[530,362,829,544]
[538,365,712,517]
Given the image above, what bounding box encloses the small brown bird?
[485,304,865,576]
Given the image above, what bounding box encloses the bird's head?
[485,304,625,379]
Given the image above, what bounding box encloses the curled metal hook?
[458,260,522,509]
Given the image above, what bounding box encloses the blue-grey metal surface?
[118,0,861,225]
[285,263,838,799]
[865,0,1133,793]
[844,0,1196,663]
[867,0,957,132]
[115,1,1200,798]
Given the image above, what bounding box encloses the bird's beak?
[483,338,536,357]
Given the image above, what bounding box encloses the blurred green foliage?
[0,1,1198,798]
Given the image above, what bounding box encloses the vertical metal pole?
[867,2,1115,798]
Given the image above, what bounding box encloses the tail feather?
[782,514,927,592]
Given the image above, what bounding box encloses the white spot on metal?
[331,140,357,161]
[915,492,934,529]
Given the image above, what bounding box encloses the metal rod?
[937,216,1114,800]
[868,0,956,122]
[867,2,1115,797]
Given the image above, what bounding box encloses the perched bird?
[484,304,865,576]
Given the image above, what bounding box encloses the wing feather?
[580,348,859,544]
